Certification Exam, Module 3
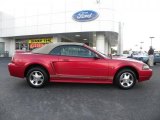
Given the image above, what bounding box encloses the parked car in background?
[128,51,149,64]
[8,42,152,90]
[154,52,160,65]
[128,51,160,65]
[122,50,130,58]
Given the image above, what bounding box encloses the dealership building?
[0,0,122,57]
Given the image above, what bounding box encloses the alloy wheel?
[119,72,134,88]
[29,71,44,86]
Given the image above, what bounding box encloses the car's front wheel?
[26,67,48,88]
[115,69,136,90]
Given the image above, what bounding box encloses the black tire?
[26,67,49,88]
[115,69,136,90]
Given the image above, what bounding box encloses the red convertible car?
[8,42,152,89]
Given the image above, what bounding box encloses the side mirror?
[93,54,100,59]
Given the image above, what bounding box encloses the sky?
[114,0,160,51]
[0,0,160,51]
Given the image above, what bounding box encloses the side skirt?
[49,74,113,84]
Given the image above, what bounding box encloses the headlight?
[142,64,150,70]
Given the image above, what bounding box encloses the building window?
[15,38,53,50]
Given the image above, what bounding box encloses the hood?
[112,57,143,64]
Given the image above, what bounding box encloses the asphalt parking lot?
[0,58,160,120]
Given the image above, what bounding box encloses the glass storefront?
[0,42,5,57]
[15,38,53,51]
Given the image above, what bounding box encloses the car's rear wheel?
[26,67,48,88]
[115,69,136,90]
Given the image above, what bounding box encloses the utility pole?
[149,37,155,47]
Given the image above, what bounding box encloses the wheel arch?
[113,66,139,84]
[24,64,50,79]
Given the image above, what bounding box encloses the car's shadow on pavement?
[47,82,115,90]
[16,80,114,90]
[14,78,149,91]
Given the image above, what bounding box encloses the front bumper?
[8,63,25,78]
[138,69,152,82]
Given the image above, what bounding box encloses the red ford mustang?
[8,42,152,89]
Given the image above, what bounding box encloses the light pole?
[140,41,144,50]
[149,37,155,47]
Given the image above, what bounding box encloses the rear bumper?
[8,63,25,78]
[139,69,152,82]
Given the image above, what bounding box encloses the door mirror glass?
[93,54,100,59]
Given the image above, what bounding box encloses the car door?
[50,45,109,81]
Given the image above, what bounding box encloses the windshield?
[85,45,109,58]
[96,50,109,58]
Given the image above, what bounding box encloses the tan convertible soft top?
[32,42,84,54]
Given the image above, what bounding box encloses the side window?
[77,46,95,58]
[49,46,62,55]
[155,53,160,57]
[50,45,96,58]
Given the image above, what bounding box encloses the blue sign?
[72,10,99,22]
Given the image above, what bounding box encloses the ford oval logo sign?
[72,10,99,22]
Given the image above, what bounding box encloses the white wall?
[0,38,15,57]
[0,0,119,56]
[0,13,14,37]
[0,0,118,37]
